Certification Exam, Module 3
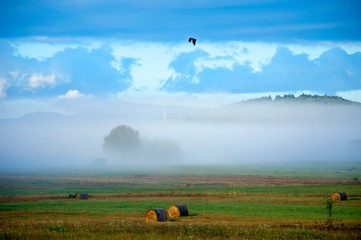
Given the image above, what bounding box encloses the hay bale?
[76,192,89,200]
[331,192,347,201]
[145,208,168,222]
[167,204,189,218]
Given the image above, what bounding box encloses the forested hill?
[237,94,360,105]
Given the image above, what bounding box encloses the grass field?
[1,163,361,239]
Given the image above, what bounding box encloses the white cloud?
[57,89,85,99]
[13,43,72,61]
[286,41,361,60]
[111,42,182,91]
[111,41,276,92]
[8,71,28,82]
[28,73,57,89]
[201,41,361,72]
[12,40,104,62]
[197,41,278,72]
[0,78,6,98]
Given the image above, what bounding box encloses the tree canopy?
[103,125,140,158]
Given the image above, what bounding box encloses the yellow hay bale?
[168,205,181,218]
[331,192,347,201]
[145,208,168,222]
[167,204,189,218]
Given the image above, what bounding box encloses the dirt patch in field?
[1,175,359,203]
[1,175,355,185]
[119,175,356,186]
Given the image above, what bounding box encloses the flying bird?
[188,38,196,46]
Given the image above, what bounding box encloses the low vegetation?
[1,163,360,239]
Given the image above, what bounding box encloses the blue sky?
[1,0,361,116]
[2,0,361,41]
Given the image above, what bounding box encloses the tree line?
[242,94,360,105]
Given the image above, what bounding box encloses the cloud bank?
[0,40,360,103]
[0,41,133,98]
[163,46,361,94]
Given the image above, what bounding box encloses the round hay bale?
[145,208,168,222]
[76,192,89,200]
[167,204,189,218]
[331,192,347,201]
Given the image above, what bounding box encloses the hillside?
[236,94,360,105]
[185,94,361,124]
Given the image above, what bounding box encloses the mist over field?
[1,98,360,171]
[1,0,361,175]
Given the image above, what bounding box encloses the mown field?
[1,163,361,239]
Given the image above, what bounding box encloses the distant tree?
[103,125,140,158]
[247,96,272,103]
[103,125,183,163]
[274,95,282,101]
[283,94,295,99]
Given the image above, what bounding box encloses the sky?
[1,0,361,117]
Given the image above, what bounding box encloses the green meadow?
[1,163,361,239]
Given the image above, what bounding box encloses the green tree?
[103,125,140,158]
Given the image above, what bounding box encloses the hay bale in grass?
[331,192,347,201]
[76,192,89,200]
[167,204,189,218]
[145,208,168,222]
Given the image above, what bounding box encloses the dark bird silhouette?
[188,38,196,46]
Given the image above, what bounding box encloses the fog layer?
[1,101,360,170]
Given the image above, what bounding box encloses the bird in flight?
[188,38,196,46]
